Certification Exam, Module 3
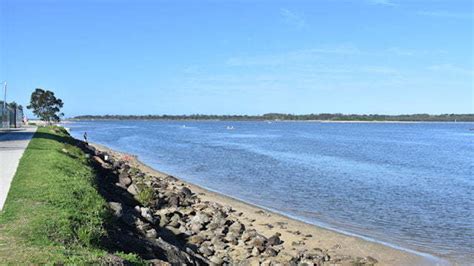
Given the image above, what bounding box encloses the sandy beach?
[90,142,448,266]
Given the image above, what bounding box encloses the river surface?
[67,120,473,264]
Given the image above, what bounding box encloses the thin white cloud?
[280,8,307,29]
[418,11,472,19]
[367,0,396,6]
[387,47,415,56]
[428,64,474,75]
[226,45,362,67]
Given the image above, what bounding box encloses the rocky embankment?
[84,143,378,265]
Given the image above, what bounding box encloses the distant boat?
[226,126,234,130]
[182,125,186,128]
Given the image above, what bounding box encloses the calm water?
[67,121,473,263]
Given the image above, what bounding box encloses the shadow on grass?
[33,132,83,147]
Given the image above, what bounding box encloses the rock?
[222,205,233,213]
[168,213,181,228]
[211,237,228,251]
[199,246,214,257]
[262,223,274,229]
[178,224,188,234]
[298,258,314,265]
[249,234,267,251]
[181,187,192,197]
[263,247,278,257]
[165,175,178,182]
[108,202,123,217]
[214,241,229,250]
[112,161,121,170]
[292,240,304,246]
[324,254,330,262]
[92,155,110,168]
[251,246,260,256]
[209,255,224,265]
[237,257,261,266]
[127,184,139,195]
[212,226,227,237]
[267,233,282,246]
[140,207,156,223]
[211,236,224,245]
[191,211,211,225]
[224,232,238,245]
[207,222,219,230]
[136,219,152,233]
[190,222,203,233]
[146,228,158,239]
[305,249,325,258]
[119,172,132,186]
[168,194,180,207]
[188,235,205,245]
[147,259,171,266]
[160,214,170,226]
[212,215,227,226]
[229,221,245,234]
[242,229,257,242]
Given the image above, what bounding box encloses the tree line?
[73,113,474,122]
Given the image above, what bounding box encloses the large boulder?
[249,234,267,252]
[266,233,282,246]
[181,187,193,197]
[127,184,139,195]
[229,221,245,235]
[140,207,156,224]
[108,202,123,218]
[190,211,211,226]
[242,229,257,242]
[188,235,206,245]
[198,245,214,257]
[119,172,132,187]
[168,194,180,207]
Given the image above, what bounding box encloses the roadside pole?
[2,81,6,128]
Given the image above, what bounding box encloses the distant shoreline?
[65,118,474,123]
[70,113,474,123]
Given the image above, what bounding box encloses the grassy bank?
[0,127,139,264]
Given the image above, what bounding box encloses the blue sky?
[0,0,472,117]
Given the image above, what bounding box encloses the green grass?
[0,126,141,264]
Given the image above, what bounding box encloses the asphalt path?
[0,127,36,210]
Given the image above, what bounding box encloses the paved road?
[0,127,36,210]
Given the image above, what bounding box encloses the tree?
[27,88,64,124]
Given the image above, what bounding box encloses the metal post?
[2,81,6,110]
[2,81,6,128]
